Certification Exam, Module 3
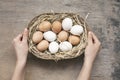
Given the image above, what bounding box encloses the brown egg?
[58,31,69,42]
[68,35,80,46]
[37,40,49,52]
[52,21,62,33]
[39,21,51,32]
[32,31,43,43]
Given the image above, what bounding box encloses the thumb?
[22,28,28,42]
[88,31,93,44]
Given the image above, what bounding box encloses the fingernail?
[24,28,27,31]
[89,31,91,34]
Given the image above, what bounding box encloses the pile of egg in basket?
[32,17,84,54]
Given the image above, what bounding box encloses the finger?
[91,32,100,44]
[88,31,93,44]
[13,34,22,43]
[22,28,28,43]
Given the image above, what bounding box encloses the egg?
[43,31,57,42]
[62,18,73,31]
[70,25,83,36]
[49,41,59,53]
[52,21,62,33]
[58,31,69,42]
[37,40,49,51]
[68,35,80,45]
[32,31,43,43]
[39,21,51,32]
[59,41,72,52]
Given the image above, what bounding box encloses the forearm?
[77,59,93,80]
[12,60,26,80]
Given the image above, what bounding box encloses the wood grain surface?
[0,0,120,80]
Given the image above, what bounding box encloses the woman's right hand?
[84,31,101,64]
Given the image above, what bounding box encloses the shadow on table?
[27,52,84,70]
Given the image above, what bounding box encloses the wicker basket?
[28,13,89,61]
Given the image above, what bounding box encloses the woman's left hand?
[13,28,29,64]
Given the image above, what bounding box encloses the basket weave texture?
[28,13,88,61]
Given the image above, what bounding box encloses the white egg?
[59,41,72,52]
[43,31,57,42]
[70,25,83,36]
[62,18,73,31]
[49,42,59,53]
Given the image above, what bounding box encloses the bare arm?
[77,31,101,80]
[12,28,28,80]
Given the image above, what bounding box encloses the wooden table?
[0,0,120,80]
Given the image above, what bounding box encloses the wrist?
[16,59,27,67]
[84,58,94,66]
